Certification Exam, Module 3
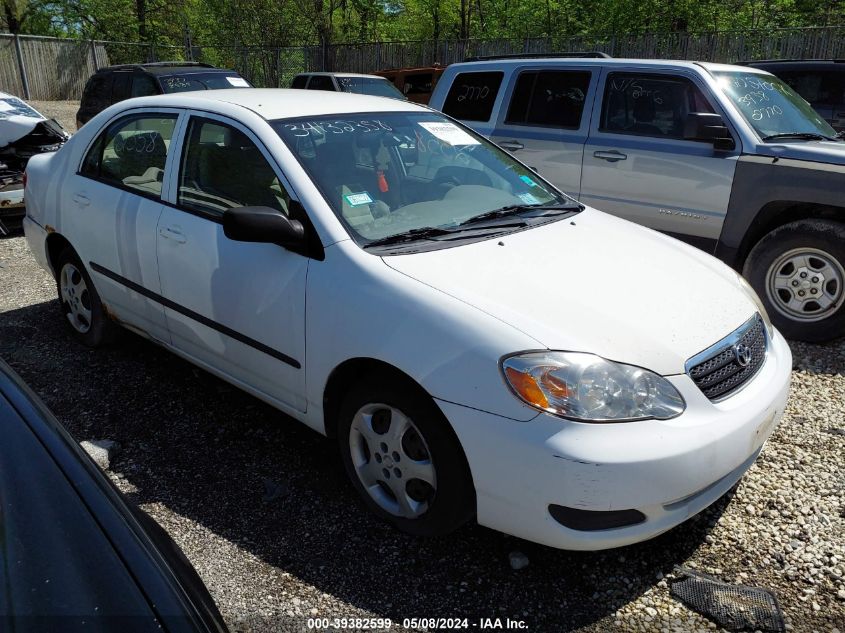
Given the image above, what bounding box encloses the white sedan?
[23,89,791,550]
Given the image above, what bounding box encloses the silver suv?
[429,56,845,342]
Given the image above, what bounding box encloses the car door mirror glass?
[223,206,306,249]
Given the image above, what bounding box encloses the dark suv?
[76,62,251,129]
[740,60,845,131]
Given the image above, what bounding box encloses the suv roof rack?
[101,61,215,71]
[463,51,611,62]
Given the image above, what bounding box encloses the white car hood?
[0,93,46,147]
[383,208,756,376]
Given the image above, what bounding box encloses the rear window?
[505,70,591,128]
[291,75,308,89]
[442,71,504,122]
[159,72,250,93]
[307,76,335,91]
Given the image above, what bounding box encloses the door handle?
[499,140,525,152]
[159,226,186,244]
[72,192,90,207]
[593,150,627,162]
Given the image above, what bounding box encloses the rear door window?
[84,75,112,110]
[307,75,336,91]
[441,71,504,122]
[81,114,178,197]
[505,70,591,128]
[111,72,132,102]
[600,73,714,139]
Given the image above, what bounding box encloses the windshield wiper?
[364,226,457,247]
[459,203,580,226]
[762,132,842,142]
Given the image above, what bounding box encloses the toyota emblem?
[734,343,753,367]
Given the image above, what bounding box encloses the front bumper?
[438,329,792,550]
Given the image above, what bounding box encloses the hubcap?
[60,263,93,334]
[766,247,845,322]
[348,403,436,519]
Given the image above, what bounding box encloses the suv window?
[600,73,714,139]
[291,75,308,89]
[81,114,178,197]
[84,75,112,109]
[307,76,335,91]
[505,70,591,128]
[442,71,504,122]
[131,73,158,97]
[111,72,131,102]
[178,118,290,216]
[778,70,841,106]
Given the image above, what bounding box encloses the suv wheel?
[744,219,845,342]
[337,375,475,536]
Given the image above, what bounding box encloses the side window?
[83,75,111,110]
[307,75,335,91]
[441,71,504,122]
[600,73,714,139]
[291,75,308,89]
[81,114,178,197]
[131,74,158,97]
[505,70,591,128]
[178,118,290,217]
[111,72,131,102]
[779,71,839,107]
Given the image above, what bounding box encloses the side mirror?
[223,206,305,249]
[683,112,736,151]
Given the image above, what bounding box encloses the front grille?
[687,315,767,401]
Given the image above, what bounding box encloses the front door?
[581,70,739,245]
[155,114,308,413]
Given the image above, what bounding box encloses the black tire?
[337,374,475,537]
[55,246,119,347]
[743,219,845,342]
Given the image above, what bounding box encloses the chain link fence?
[3,27,845,100]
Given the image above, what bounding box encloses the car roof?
[297,72,388,79]
[130,88,424,120]
[446,57,770,74]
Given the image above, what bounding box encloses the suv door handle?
[593,150,627,162]
[159,226,186,244]
[499,140,525,152]
[72,193,90,207]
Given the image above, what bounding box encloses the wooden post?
[90,39,100,71]
[13,35,30,99]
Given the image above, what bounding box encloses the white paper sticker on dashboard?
[344,192,373,206]
[518,192,540,205]
[226,76,250,87]
[418,122,480,146]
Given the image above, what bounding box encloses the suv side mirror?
[684,113,736,151]
[223,206,306,249]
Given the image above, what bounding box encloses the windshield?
[713,71,836,139]
[159,72,250,93]
[273,112,570,244]
[336,77,407,100]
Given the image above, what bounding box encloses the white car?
[23,89,791,550]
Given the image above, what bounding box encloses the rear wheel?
[55,247,118,347]
[337,375,474,536]
[743,219,845,342]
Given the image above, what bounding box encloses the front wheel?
[337,375,475,537]
[743,219,845,342]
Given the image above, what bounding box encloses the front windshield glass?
[337,77,406,100]
[273,112,570,244]
[714,71,836,139]
[159,73,250,93]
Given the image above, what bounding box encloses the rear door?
[490,66,596,197]
[155,112,308,413]
[71,109,183,342]
[580,69,739,245]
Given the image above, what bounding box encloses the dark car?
[76,62,251,129]
[0,358,228,633]
[289,72,406,99]
[739,59,845,131]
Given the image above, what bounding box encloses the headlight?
[501,352,685,422]
[735,273,774,337]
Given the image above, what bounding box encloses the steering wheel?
[432,174,462,198]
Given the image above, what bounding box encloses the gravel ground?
[28,100,80,132]
[1,232,844,633]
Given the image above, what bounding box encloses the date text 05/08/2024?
[307,617,529,630]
